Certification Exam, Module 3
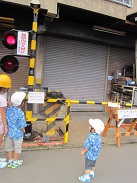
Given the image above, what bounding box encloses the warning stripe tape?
[46,99,108,105]
[65,104,70,133]
[43,102,61,133]
[116,131,137,137]
[25,97,135,107]
[43,103,61,116]
[45,119,56,133]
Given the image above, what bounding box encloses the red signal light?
[6,35,16,45]
[0,55,19,74]
[2,30,17,49]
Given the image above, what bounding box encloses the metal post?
[64,101,70,143]
[135,40,137,84]
[26,1,40,133]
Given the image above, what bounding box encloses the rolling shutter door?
[0,34,29,96]
[107,47,135,96]
[43,36,107,111]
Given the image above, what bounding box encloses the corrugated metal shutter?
[43,36,108,111]
[107,47,135,96]
[0,34,29,96]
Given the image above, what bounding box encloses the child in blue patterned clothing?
[79,118,104,183]
[5,91,27,168]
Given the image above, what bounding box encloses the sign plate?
[28,92,44,104]
[118,109,137,119]
[17,31,29,56]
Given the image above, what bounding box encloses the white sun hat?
[89,118,104,134]
[11,91,26,106]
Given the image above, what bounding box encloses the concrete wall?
[2,0,128,20]
[2,0,29,6]
[127,1,137,16]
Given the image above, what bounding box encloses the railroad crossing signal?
[2,30,17,49]
[0,55,19,74]
[0,30,18,73]
[0,30,29,74]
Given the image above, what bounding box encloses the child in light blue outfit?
[5,91,27,168]
[79,118,104,183]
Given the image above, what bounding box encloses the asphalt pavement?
[0,111,137,183]
[0,144,137,183]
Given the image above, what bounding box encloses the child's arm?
[21,128,25,133]
[7,101,11,107]
[1,107,8,134]
[81,148,88,155]
[19,110,27,133]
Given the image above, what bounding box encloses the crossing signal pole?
[28,0,40,86]
[25,0,41,136]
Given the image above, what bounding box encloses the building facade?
[0,0,137,111]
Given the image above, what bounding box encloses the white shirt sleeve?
[0,95,7,107]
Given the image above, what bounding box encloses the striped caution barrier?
[116,131,137,137]
[45,99,108,105]
[25,97,137,144]
[43,102,61,136]
[44,99,135,107]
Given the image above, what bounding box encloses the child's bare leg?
[85,159,95,177]
[13,152,19,161]
[12,152,23,168]
[0,134,4,146]
[79,170,91,182]
[92,166,95,171]
[11,138,23,168]
[85,170,91,174]
[85,167,95,178]
[0,134,7,163]
[8,151,13,160]
[7,151,13,167]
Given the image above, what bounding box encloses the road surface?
[0,143,137,183]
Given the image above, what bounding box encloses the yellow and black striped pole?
[64,101,71,143]
[26,2,40,127]
[28,8,38,86]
